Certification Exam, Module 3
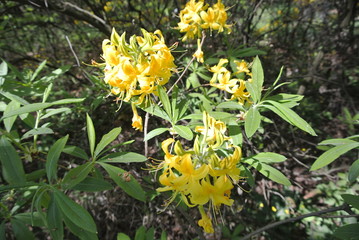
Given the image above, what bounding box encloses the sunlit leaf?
[94,127,122,158]
[86,114,96,157]
[244,107,261,138]
[46,135,69,182]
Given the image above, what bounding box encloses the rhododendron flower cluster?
[155,111,242,233]
[210,58,252,105]
[97,28,176,131]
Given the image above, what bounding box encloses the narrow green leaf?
[14,212,46,227]
[173,125,193,140]
[252,56,264,92]
[4,100,20,132]
[62,162,95,190]
[54,189,97,233]
[0,90,29,105]
[157,86,172,120]
[63,145,89,160]
[62,214,99,240]
[46,135,69,182]
[0,61,8,76]
[333,223,359,240]
[348,159,359,184]
[94,127,122,158]
[1,102,52,120]
[40,107,71,120]
[249,152,287,163]
[145,227,155,240]
[117,233,131,240]
[47,193,64,240]
[341,194,359,210]
[216,101,245,110]
[310,142,359,171]
[160,231,167,240]
[245,159,291,186]
[228,121,242,146]
[86,114,96,157]
[0,136,26,185]
[141,104,171,122]
[135,226,146,240]
[51,98,85,105]
[99,152,147,163]
[30,60,47,82]
[99,162,146,202]
[319,138,357,146]
[72,177,113,192]
[21,127,54,140]
[244,107,261,138]
[144,128,169,141]
[263,101,317,136]
[10,218,36,240]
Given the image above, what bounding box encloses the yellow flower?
[190,175,234,208]
[234,60,250,75]
[230,79,251,105]
[131,103,143,131]
[193,39,204,63]
[198,206,214,233]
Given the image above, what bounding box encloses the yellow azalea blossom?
[190,175,234,208]
[131,103,143,131]
[209,58,228,84]
[98,28,176,107]
[230,79,251,105]
[234,60,250,75]
[198,206,214,233]
[193,39,204,63]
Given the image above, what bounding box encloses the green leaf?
[21,127,54,140]
[348,159,359,184]
[0,61,8,76]
[318,138,357,146]
[99,162,146,202]
[263,100,317,136]
[10,218,36,240]
[135,226,146,240]
[62,214,98,240]
[0,102,52,120]
[51,98,85,105]
[4,100,20,132]
[245,159,291,186]
[72,177,113,192]
[341,194,359,210]
[141,104,171,122]
[228,121,242,146]
[94,127,122,158]
[310,142,359,171]
[249,152,287,163]
[333,223,359,240]
[160,231,167,240]
[216,101,245,111]
[158,86,172,120]
[30,60,47,82]
[173,125,193,140]
[0,90,29,105]
[46,135,69,182]
[99,152,147,163]
[62,162,95,190]
[144,128,169,141]
[54,189,97,234]
[14,212,46,227]
[47,193,64,240]
[244,107,261,138]
[40,107,71,120]
[0,136,26,185]
[145,227,154,240]
[86,114,96,157]
[63,145,89,160]
[252,56,264,93]
[117,233,131,240]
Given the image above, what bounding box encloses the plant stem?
[241,204,351,240]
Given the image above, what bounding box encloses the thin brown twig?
[241,204,351,240]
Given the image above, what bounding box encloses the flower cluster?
[177,0,231,41]
[155,111,242,233]
[176,0,231,63]
[210,58,252,105]
[98,28,176,130]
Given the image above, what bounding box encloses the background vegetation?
[0,0,358,239]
